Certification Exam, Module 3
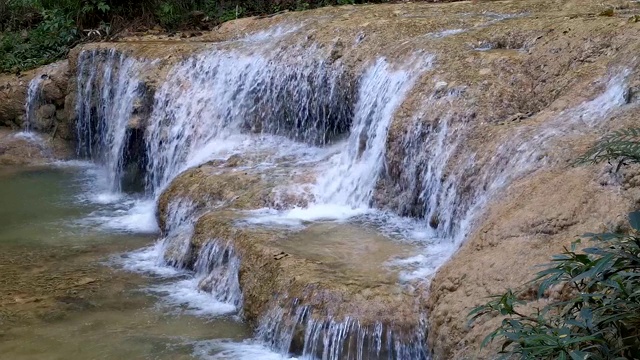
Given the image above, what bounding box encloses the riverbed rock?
[0,73,31,128]
[0,129,73,165]
[0,60,70,135]
[142,0,640,357]
[192,211,428,345]
[3,0,639,357]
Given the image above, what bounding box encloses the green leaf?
[629,211,640,232]
[569,350,589,360]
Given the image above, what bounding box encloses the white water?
[194,340,298,360]
[144,43,351,195]
[24,74,45,132]
[75,48,147,192]
[49,21,631,360]
[315,57,431,209]
[256,303,428,359]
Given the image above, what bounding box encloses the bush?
[0,0,389,73]
[470,128,640,359]
[469,216,640,359]
[0,8,78,73]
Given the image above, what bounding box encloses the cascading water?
[144,44,352,196]
[63,16,633,359]
[75,48,146,192]
[257,304,428,359]
[23,75,45,132]
[195,240,243,309]
[424,71,630,246]
[313,57,432,210]
[68,27,434,358]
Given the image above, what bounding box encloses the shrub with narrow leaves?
[470,129,640,359]
[576,127,640,170]
[469,214,640,359]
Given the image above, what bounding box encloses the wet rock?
[0,129,73,165]
[329,39,344,63]
[0,74,29,127]
[41,80,63,104]
[36,104,56,120]
[188,213,428,352]
[35,104,56,131]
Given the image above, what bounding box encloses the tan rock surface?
[3,0,639,356]
[0,129,73,165]
[142,0,640,357]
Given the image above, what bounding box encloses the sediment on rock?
[4,0,640,357]
[0,129,73,165]
[189,211,429,358]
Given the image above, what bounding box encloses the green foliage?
[155,1,181,29]
[1,8,78,72]
[469,211,640,359]
[0,0,389,73]
[576,128,640,170]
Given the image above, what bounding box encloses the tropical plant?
[470,128,640,359]
[576,127,640,170]
[469,217,640,359]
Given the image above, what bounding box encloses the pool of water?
[0,165,256,360]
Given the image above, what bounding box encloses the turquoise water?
[0,165,252,360]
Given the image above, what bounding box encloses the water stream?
[10,18,632,359]
[0,166,259,359]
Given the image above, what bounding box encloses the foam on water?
[121,242,181,277]
[13,131,42,142]
[148,277,238,317]
[193,340,298,360]
[86,199,159,233]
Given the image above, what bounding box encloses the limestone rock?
[0,129,73,165]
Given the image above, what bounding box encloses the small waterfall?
[144,46,352,195]
[75,48,146,192]
[256,303,428,359]
[194,240,243,309]
[314,57,431,209]
[397,71,630,247]
[24,75,45,132]
[158,198,199,268]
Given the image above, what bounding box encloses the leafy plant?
[470,212,640,359]
[155,1,180,29]
[1,0,390,73]
[576,128,640,171]
[0,7,77,72]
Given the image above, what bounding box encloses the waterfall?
[69,18,631,359]
[75,48,146,192]
[314,57,431,209]
[256,304,428,359]
[396,71,630,248]
[157,198,199,268]
[144,46,352,195]
[24,75,45,132]
[195,240,243,309]
[71,32,432,358]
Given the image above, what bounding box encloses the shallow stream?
[0,165,259,359]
